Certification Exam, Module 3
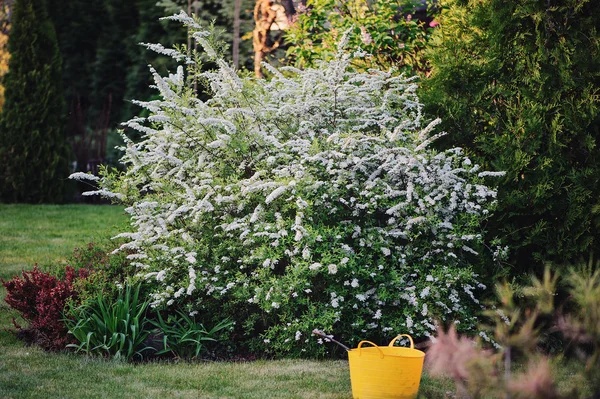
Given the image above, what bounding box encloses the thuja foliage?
[73,12,503,357]
[421,0,600,271]
[286,0,437,74]
[0,0,70,203]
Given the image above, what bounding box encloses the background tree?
[285,0,437,74]
[90,0,138,128]
[0,0,70,203]
[46,0,110,178]
[157,0,255,70]
[421,0,600,273]
[123,0,182,124]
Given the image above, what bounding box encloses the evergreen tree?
[422,0,600,272]
[0,0,69,203]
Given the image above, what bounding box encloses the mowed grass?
[0,204,128,279]
[0,347,353,399]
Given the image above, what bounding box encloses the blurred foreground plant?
[426,259,600,398]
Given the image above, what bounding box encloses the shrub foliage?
[75,13,502,357]
[421,0,600,271]
[286,0,436,74]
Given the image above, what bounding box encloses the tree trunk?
[232,0,242,68]
[281,0,295,19]
[252,0,278,78]
[187,0,192,56]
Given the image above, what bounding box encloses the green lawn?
[0,204,128,279]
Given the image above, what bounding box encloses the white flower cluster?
[71,13,503,352]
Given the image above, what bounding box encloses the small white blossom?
[309,262,322,271]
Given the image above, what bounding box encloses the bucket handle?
[388,334,415,349]
[357,340,385,359]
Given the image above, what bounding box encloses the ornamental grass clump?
[72,12,503,357]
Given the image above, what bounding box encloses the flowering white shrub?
[72,12,503,357]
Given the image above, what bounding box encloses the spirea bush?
[72,12,503,357]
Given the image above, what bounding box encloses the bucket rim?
[348,334,425,358]
[348,346,425,358]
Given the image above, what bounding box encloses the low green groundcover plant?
[152,311,232,359]
[71,12,504,357]
[65,283,153,360]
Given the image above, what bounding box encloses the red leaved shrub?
[2,265,90,351]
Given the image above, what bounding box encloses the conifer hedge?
[422,0,600,271]
[0,0,69,203]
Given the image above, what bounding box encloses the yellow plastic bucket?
[347,334,425,399]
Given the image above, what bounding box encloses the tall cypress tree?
[422,0,600,272]
[0,0,69,203]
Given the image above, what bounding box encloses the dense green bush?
[421,0,600,272]
[0,0,70,203]
[286,0,437,74]
[66,240,137,304]
[73,13,503,357]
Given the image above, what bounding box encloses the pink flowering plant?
[71,12,503,357]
